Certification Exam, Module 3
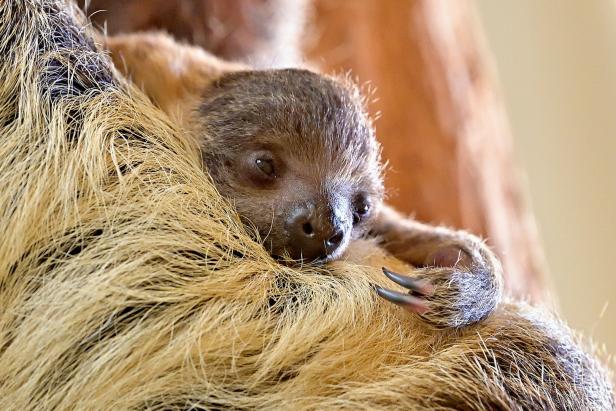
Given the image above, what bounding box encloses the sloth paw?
[375,267,434,315]
[376,265,499,328]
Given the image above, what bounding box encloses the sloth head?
[196,69,384,263]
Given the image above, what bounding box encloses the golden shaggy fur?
[0,1,613,409]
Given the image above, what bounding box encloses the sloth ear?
[104,31,244,121]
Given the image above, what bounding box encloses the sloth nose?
[287,206,346,262]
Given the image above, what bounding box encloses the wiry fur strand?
[0,1,613,410]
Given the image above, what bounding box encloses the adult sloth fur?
[0,1,613,409]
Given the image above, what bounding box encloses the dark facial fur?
[195,69,384,262]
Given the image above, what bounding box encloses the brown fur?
[106,31,503,329]
[0,1,613,409]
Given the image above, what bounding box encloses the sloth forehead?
[200,69,376,159]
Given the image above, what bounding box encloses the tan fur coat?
[0,1,612,409]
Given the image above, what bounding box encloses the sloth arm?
[370,204,504,328]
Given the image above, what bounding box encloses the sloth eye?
[352,196,371,225]
[255,158,275,177]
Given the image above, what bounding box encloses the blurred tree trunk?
[305,0,550,303]
[81,0,551,303]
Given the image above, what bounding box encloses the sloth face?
[197,69,383,262]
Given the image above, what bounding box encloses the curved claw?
[381,267,434,296]
[375,286,429,314]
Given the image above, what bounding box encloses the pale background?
[476,0,616,356]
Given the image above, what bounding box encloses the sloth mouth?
[265,233,349,265]
[270,249,342,266]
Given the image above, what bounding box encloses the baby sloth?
[106,33,503,327]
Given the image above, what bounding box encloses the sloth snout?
[286,203,347,262]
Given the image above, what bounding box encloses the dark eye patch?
[352,194,371,225]
[255,158,275,177]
